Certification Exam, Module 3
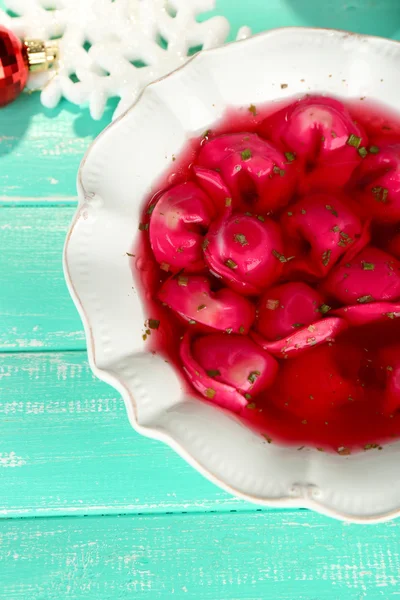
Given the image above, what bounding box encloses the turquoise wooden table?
[2,2,400,598]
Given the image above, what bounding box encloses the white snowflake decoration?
[0,0,251,120]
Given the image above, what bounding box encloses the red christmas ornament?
[0,25,58,107]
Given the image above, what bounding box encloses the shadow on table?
[0,93,118,157]
[285,0,400,39]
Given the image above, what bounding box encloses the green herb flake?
[372,186,389,203]
[147,204,156,215]
[387,365,394,372]
[284,151,296,162]
[225,328,233,334]
[188,319,196,325]
[301,209,306,215]
[362,262,375,271]
[197,304,206,311]
[272,249,294,263]
[248,104,257,116]
[205,388,216,399]
[148,319,160,330]
[266,299,280,310]
[202,239,209,250]
[331,131,337,138]
[246,402,256,410]
[358,146,368,158]
[241,148,252,161]
[248,370,261,384]
[126,252,135,257]
[346,134,361,148]
[225,197,232,207]
[301,419,308,425]
[322,249,332,267]
[234,233,249,246]
[332,225,340,233]
[244,211,253,216]
[160,262,170,272]
[203,129,210,139]
[244,393,252,400]
[178,275,188,286]
[263,434,272,443]
[369,145,380,154]
[325,204,339,217]
[225,258,237,269]
[321,135,325,142]
[239,325,245,334]
[139,222,149,231]
[257,215,265,222]
[318,303,331,315]
[287,211,293,216]
[357,295,374,304]
[206,369,220,378]
[292,323,304,329]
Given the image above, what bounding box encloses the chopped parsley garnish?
[126,252,135,257]
[369,145,380,154]
[358,146,368,158]
[148,319,160,330]
[346,134,361,148]
[178,275,188,286]
[197,304,206,311]
[322,249,332,266]
[206,369,220,378]
[246,402,256,410]
[331,131,337,138]
[225,197,232,207]
[241,148,252,161]
[263,434,272,443]
[248,104,257,116]
[139,222,149,231]
[301,209,306,215]
[147,204,156,215]
[244,393,252,400]
[202,239,209,250]
[292,323,304,328]
[225,328,233,334]
[257,215,265,222]
[287,211,293,216]
[362,262,375,270]
[248,370,261,384]
[266,299,280,310]
[234,233,249,246]
[225,258,237,269]
[325,204,338,217]
[205,388,216,399]
[273,166,285,176]
[332,225,340,233]
[239,326,245,334]
[272,249,294,263]
[357,295,374,304]
[160,262,170,272]
[318,303,331,315]
[372,186,388,203]
[284,151,296,162]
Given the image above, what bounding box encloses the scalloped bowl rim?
[64,27,400,523]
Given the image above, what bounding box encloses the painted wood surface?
[1,511,400,600]
[2,0,400,598]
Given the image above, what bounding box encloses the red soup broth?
[132,95,400,454]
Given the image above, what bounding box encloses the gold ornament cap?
[24,39,59,73]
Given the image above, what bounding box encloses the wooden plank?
[0,350,251,517]
[0,93,115,199]
[1,510,400,600]
[0,206,86,351]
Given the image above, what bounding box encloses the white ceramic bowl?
[64,28,400,523]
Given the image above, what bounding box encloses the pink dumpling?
[322,246,400,305]
[251,317,348,359]
[203,212,284,296]
[280,193,368,280]
[180,332,278,412]
[332,302,400,326]
[158,275,255,334]
[197,132,296,213]
[255,282,325,341]
[349,142,400,223]
[193,166,232,216]
[259,95,367,192]
[149,181,215,273]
